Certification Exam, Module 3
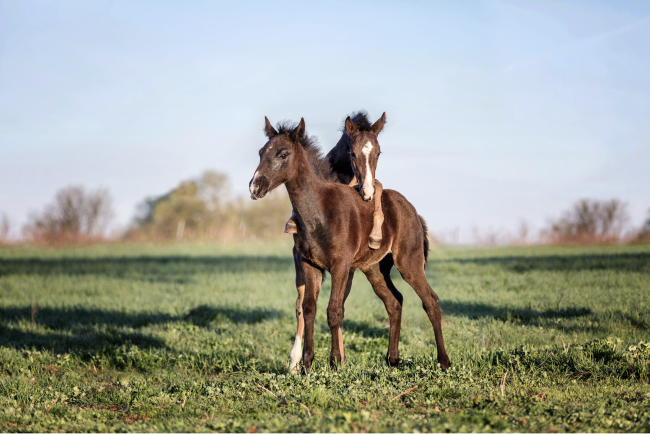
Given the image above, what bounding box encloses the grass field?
[1,241,649,432]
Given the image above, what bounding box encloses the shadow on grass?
[440,300,592,322]
[440,300,650,332]
[0,305,284,330]
[0,255,294,283]
[0,304,284,353]
[0,326,167,354]
[434,252,650,273]
[185,305,285,325]
[0,306,175,329]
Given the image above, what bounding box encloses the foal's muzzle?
[249,174,270,200]
[360,181,375,201]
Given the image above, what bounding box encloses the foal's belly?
[294,229,391,272]
[351,242,392,268]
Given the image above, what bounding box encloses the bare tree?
[0,213,11,245]
[542,199,630,244]
[471,227,503,246]
[514,219,530,245]
[637,209,650,243]
[23,186,114,244]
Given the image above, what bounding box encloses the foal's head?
[345,112,386,201]
[249,117,315,200]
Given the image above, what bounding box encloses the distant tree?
[0,213,10,245]
[637,209,650,243]
[22,186,114,244]
[128,170,292,241]
[514,219,531,245]
[131,171,237,240]
[237,189,292,239]
[541,199,630,244]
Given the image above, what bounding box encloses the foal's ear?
[371,112,387,135]
[345,116,358,136]
[264,116,278,138]
[290,118,306,142]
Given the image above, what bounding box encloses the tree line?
[1,171,649,246]
[5,171,291,245]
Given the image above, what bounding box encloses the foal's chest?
[293,231,330,270]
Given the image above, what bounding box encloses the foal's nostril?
[249,180,259,199]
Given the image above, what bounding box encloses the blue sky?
[1,0,649,241]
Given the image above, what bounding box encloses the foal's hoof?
[285,221,298,234]
[288,363,301,375]
[439,355,451,372]
[369,236,382,250]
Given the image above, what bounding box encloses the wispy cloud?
[500,16,650,75]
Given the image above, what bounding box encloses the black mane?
[274,121,335,181]
[342,111,373,132]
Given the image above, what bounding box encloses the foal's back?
[313,182,426,269]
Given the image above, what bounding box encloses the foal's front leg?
[368,180,384,250]
[288,246,305,373]
[327,264,354,368]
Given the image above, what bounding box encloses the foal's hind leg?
[288,246,305,373]
[336,269,355,366]
[360,256,403,367]
[368,180,384,250]
[394,255,451,370]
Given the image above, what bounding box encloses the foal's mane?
[341,111,374,133]
[272,113,376,182]
[274,121,335,181]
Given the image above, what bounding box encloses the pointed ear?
[345,116,358,136]
[371,112,386,135]
[264,116,277,138]
[290,118,305,142]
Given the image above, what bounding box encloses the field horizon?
[1,241,649,432]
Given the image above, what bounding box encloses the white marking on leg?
[288,284,305,373]
[249,171,259,194]
[289,335,302,372]
[337,327,345,364]
[361,141,374,199]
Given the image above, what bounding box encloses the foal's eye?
[280,153,287,159]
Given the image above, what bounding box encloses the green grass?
[1,241,649,432]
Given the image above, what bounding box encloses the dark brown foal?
[286,112,389,372]
[250,118,450,373]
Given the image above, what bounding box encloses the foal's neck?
[284,154,328,230]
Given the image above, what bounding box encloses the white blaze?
[249,171,259,194]
[361,141,374,199]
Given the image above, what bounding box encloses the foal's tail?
[419,215,430,264]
